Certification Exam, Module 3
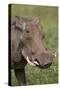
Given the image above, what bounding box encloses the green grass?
[10,4,58,85]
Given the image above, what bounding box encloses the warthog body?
[10,16,56,85]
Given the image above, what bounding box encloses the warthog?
[9,16,56,85]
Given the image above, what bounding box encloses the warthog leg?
[15,68,26,85]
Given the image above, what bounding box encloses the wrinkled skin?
[10,16,55,85]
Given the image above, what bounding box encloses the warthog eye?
[15,26,23,32]
[32,51,36,55]
[42,34,45,39]
[45,47,48,50]
[26,37,32,40]
[26,30,30,33]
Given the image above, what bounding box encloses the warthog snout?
[33,52,54,68]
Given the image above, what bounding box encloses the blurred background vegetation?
[11,4,58,86]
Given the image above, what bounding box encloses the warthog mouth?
[22,50,56,69]
[36,62,52,69]
[22,54,52,69]
[26,56,40,66]
[26,56,52,68]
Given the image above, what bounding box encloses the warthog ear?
[15,16,26,31]
[33,16,40,25]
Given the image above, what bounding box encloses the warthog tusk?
[22,50,35,66]
[33,61,39,65]
[22,50,39,66]
[26,56,35,66]
[54,53,57,57]
[23,22,26,30]
[54,51,57,58]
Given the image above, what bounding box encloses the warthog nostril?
[43,61,52,67]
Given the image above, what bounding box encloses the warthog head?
[12,16,56,68]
